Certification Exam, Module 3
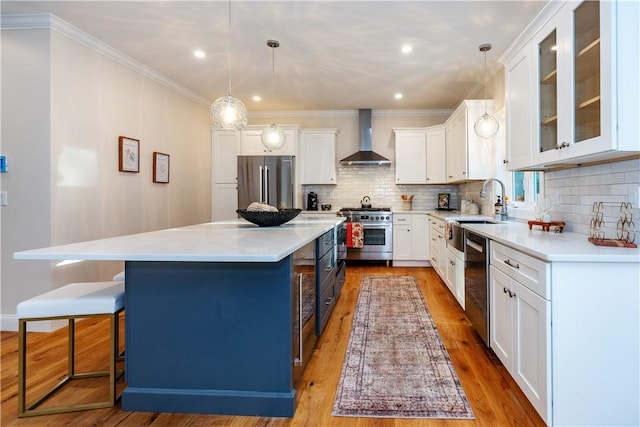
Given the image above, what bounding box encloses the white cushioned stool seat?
[112,270,125,281]
[17,281,124,319]
[17,281,125,417]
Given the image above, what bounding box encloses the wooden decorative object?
[588,237,637,248]
[528,220,566,232]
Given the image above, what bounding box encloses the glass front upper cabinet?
[573,0,601,143]
[538,29,558,154]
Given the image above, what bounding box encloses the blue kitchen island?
[14,218,344,417]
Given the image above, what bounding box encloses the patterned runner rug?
[332,276,474,419]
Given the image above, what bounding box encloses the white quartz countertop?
[14,217,345,263]
[463,222,640,263]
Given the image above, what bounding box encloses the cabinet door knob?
[503,159,508,164]
[503,287,509,293]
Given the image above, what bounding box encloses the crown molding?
[498,0,565,65]
[1,13,210,106]
[249,109,453,118]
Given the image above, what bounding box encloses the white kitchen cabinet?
[425,125,447,184]
[212,183,238,221]
[428,216,446,277]
[212,130,239,183]
[211,129,239,221]
[444,100,493,183]
[392,221,412,260]
[394,129,427,184]
[393,213,429,266]
[300,129,337,185]
[503,0,639,169]
[504,43,534,171]
[445,245,465,309]
[489,241,551,425]
[490,265,550,425]
[411,214,429,260]
[239,126,298,156]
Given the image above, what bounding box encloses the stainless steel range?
[337,207,392,262]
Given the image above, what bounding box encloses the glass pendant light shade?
[474,43,499,139]
[261,123,286,150]
[474,113,499,139]
[211,94,248,131]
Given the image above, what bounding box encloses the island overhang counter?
[14,218,345,417]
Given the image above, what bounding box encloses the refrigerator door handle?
[259,165,264,203]
[264,165,270,204]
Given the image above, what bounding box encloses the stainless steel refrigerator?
[237,155,295,210]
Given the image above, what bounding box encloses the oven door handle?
[465,239,483,253]
[362,225,391,229]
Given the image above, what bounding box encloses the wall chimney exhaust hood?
[339,109,391,165]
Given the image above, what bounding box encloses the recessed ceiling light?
[401,45,413,54]
[395,93,403,100]
[193,50,205,58]
[253,95,261,102]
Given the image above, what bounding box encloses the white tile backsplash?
[303,164,458,211]
[545,158,640,240]
[305,158,640,244]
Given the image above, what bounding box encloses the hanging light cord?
[226,0,232,95]
[483,47,488,113]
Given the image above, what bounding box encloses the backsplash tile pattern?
[303,165,458,211]
[458,181,497,216]
[545,158,640,239]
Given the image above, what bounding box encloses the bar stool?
[17,281,125,417]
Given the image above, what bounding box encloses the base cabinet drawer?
[335,262,346,296]
[490,241,549,299]
[317,280,334,334]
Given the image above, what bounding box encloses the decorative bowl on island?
[236,208,302,227]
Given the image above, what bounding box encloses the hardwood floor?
[1,265,545,426]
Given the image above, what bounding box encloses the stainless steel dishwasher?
[463,229,489,346]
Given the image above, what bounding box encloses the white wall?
[1,24,211,331]
[1,28,54,327]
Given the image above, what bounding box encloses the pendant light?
[261,40,286,150]
[211,0,248,131]
[473,43,499,139]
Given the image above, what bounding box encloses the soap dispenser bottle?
[494,196,502,220]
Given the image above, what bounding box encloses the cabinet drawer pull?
[325,296,333,305]
[508,290,516,298]
[503,287,509,293]
[504,259,520,269]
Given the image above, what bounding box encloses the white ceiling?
[1,0,547,111]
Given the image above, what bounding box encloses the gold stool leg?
[18,312,125,417]
[18,319,27,416]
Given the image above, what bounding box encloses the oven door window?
[363,227,387,246]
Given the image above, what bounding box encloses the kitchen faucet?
[480,178,508,221]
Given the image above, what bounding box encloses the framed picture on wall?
[153,152,170,183]
[438,193,450,209]
[118,136,140,173]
